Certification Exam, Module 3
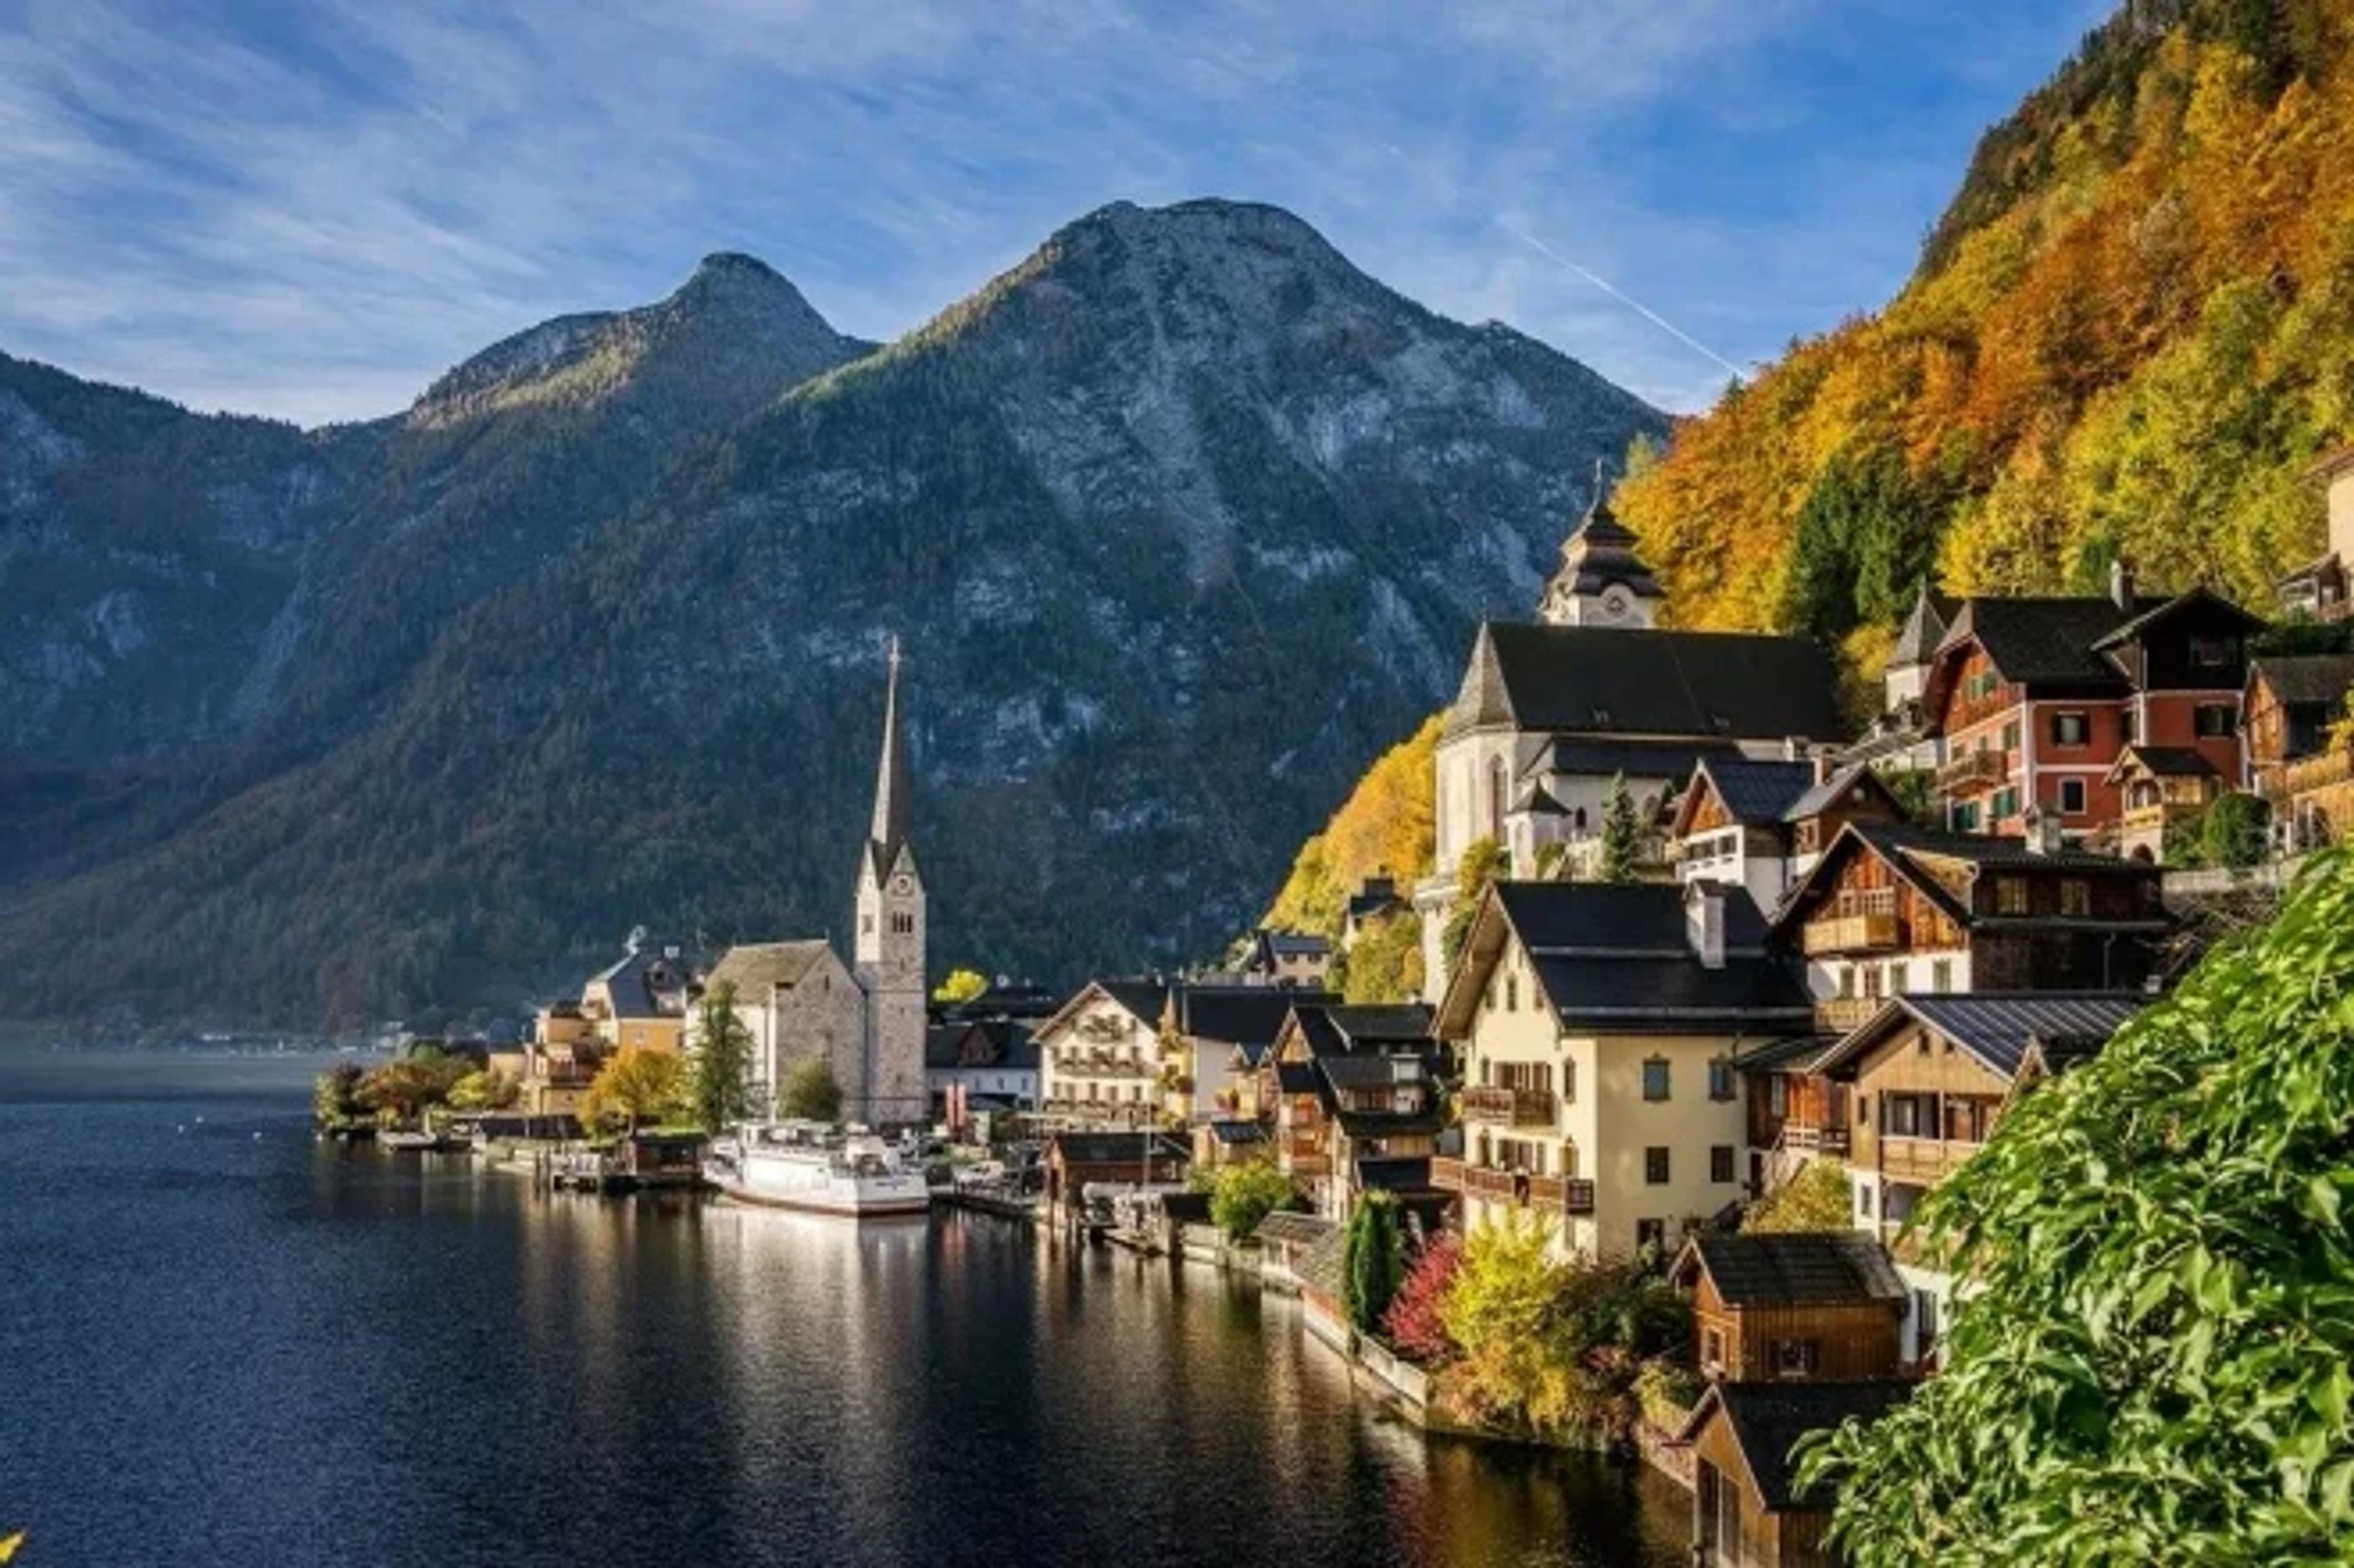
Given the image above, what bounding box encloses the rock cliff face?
[0,199,1664,1027]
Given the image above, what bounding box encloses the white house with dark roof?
[1433,880,1815,1262]
[1034,979,1170,1128]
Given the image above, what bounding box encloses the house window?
[1504,975,1518,1011]
[2000,719,2021,753]
[1635,1219,1667,1255]
[1887,1095,1922,1138]
[2050,711,2089,747]
[1990,786,2019,821]
[2194,702,2238,738]
[1858,1182,1874,1218]
[2121,705,2138,744]
[1951,801,1981,832]
[1702,1327,1725,1369]
[1642,1057,1671,1102]
[1707,1058,1735,1102]
[1914,1289,1943,1355]
[2059,778,2087,815]
[2188,635,2238,670]
[1995,877,2029,915]
[1767,1075,1788,1117]
[1644,1146,1671,1184]
[2060,879,2091,917]
[1770,1338,1823,1378]
[1710,1144,1735,1183]
[1931,958,1953,993]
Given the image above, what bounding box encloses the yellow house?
[1435,880,1813,1261]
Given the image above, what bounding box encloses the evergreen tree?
[691,978,754,1133]
[1597,775,1642,884]
[1343,1192,1405,1334]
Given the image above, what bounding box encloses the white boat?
[704,1121,932,1218]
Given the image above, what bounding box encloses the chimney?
[1685,881,1727,970]
[2109,557,2136,613]
[1783,736,1804,763]
[2024,804,2065,856]
[1813,752,1835,787]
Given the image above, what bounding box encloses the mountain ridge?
[0,198,1666,1029]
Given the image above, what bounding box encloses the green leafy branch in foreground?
[1802,847,2354,1566]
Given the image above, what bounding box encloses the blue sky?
[0,0,2112,425]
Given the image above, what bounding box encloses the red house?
[1922,565,2260,849]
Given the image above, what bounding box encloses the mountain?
[0,199,1664,1029]
[1615,0,2354,676]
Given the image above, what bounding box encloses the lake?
[0,1052,1689,1567]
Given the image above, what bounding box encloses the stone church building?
[689,639,931,1127]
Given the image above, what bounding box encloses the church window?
[862,914,875,934]
[1488,758,1508,836]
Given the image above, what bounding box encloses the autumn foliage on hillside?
[1617,0,2354,652]
[1262,714,1439,936]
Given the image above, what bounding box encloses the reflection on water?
[0,1053,1686,1567]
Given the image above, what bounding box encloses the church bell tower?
[853,636,928,1126]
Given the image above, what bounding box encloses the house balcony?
[1460,1085,1558,1128]
[1878,1134,1979,1186]
[1937,749,2010,795]
[1287,1152,1333,1178]
[1802,912,1902,957]
[1812,995,1883,1033]
[1782,1122,1851,1158]
[1527,1174,1598,1214]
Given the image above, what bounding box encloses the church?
[1412,495,1846,999]
[692,638,931,1127]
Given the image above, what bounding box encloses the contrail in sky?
[1501,223,1746,378]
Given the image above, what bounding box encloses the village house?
[1810,992,2146,1364]
[1162,981,1333,1125]
[1769,820,2168,1036]
[1922,566,2261,850]
[510,932,698,1114]
[923,1016,1039,1126]
[1238,927,1335,988]
[2245,654,2354,851]
[1669,754,1906,913]
[1034,979,1168,1128]
[2104,744,2228,862]
[1040,1129,1189,1221]
[1413,496,1845,998]
[2279,444,2354,622]
[1263,1002,1446,1222]
[1341,876,1406,949]
[1679,1380,1912,1568]
[1670,1232,1907,1385]
[1434,880,1814,1261]
[1842,587,1954,772]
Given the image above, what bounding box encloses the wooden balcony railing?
[1937,749,2009,794]
[1527,1174,1598,1214]
[1430,1155,1466,1193]
[1430,1158,1588,1211]
[1812,995,1881,1033]
[1878,1135,1979,1184]
[1461,1085,1558,1127]
[2280,748,2354,799]
[1288,1153,1333,1178]
[1783,1124,1851,1157]
[1802,911,1902,956]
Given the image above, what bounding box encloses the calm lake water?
[0,1052,1688,1567]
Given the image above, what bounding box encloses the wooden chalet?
[2245,655,2354,851]
[1680,1380,1911,1568]
[1041,1130,1189,1216]
[1670,755,1905,913]
[1263,1002,1444,1221]
[1770,821,2168,1037]
[1671,1233,1906,1384]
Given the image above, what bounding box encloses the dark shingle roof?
[1099,979,1171,1024]
[2111,744,2218,780]
[1679,1382,1913,1511]
[1937,597,2141,690]
[1816,992,2145,1080]
[2253,654,2354,707]
[1179,984,1333,1056]
[1496,881,1771,953]
[1253,1211,1336,1247]
[1447,623,1843,743]
[1543,498,1666,601]
[924,1019,1038,1071]
[1325,1003,1435,1047]
[1675,1233,1906,1309]
[1688,756,1816,824]
[1526,737,1745,785]
[1274,1060,1320,1095]
[1889,587,1952,668]
[2088,587,2263,653]
[1047,1131,1189,1166]
[706,940,832,997]
[1354,1155,1438,1193]
[1783,762,1894,823]
[1207,1119,1268,1146]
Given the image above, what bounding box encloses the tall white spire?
[867,635,908,864]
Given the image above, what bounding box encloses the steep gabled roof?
[2251,653,2354,708]
[1888,585,1953,668]
[1046,1130,1189,1166]
[1682,756,1817,828]
[1444,622,1843,743]
[1676,1382,1912,1512]
[1178,983,1333,1059]
[2088,586,2264,653]
[1772,821,2163,938]
[706,940,835,996]
[1541,495,1665,603]
[1933,596,2143,690]
[1672,1232,1906,1309]
[2105,744,2219,783]
[1439,881,1810,1039]
[1783,762,1900,824]
[1813,992,2145,1081]
[1033,978,1168,1044]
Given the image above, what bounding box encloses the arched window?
[1488,757,1508,836]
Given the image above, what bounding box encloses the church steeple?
[867,634,910,873]
[1536,460,1665,628]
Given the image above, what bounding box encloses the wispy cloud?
[0,0,2101,423]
